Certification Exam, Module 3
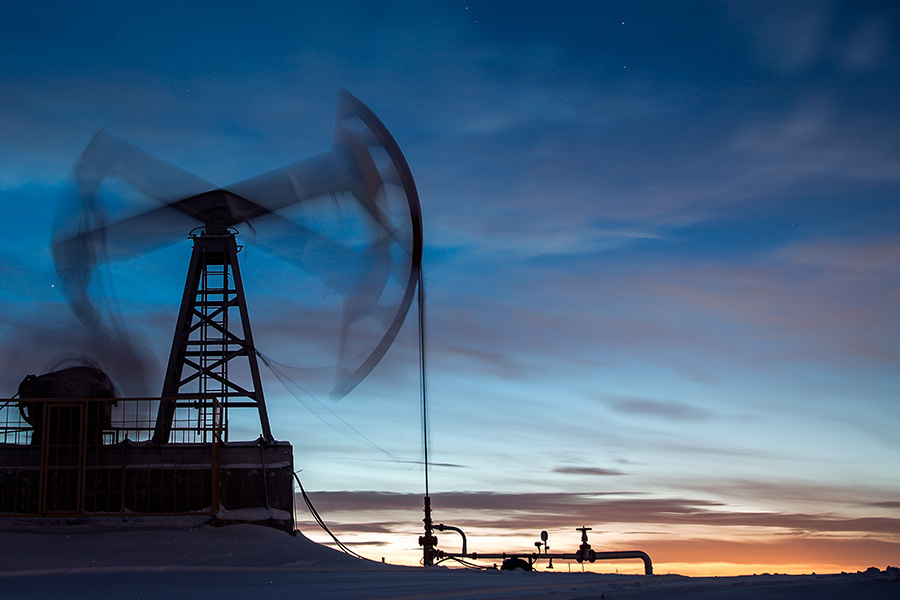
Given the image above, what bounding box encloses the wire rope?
[293,470,369,561]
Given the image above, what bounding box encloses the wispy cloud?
[600,395,717,422]
[553,466,628,476]
[298,490,900,537]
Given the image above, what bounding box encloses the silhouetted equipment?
[419,495,439,566]
[2,91,422,531]
[18,366,115,446]
[428,524,654,574]
[435,523,467,554]
[152,225,271,446]
[576,525,597,563]
[501,557,532,571]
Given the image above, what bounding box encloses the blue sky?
[2,1,899,574]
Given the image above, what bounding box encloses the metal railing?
[0,396,222,517]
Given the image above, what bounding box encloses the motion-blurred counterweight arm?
[73,130,216,204]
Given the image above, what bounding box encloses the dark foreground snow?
[0,522,896,599]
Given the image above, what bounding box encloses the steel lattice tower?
[152,226,272,445]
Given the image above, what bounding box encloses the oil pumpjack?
[0,91,423,529]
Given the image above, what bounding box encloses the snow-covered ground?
[0,522,896,599]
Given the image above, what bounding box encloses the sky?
[1,0,899,576]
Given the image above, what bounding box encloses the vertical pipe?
[417,269,437,566]
[418,269,429,497]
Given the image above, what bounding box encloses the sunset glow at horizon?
[2,1,898,577]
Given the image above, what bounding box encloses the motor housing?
[18,366,116,445]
